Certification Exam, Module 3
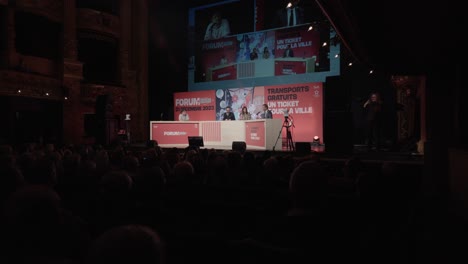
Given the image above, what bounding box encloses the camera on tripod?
[282,109,294,128]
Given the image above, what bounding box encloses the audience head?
[100,170,133,198]
[289,160,328,210]
[122,155,140,173]
[26,157,57,186]
[5,185,61,225]
[87,225,164,264]
[4,185,62,256]
[133,166,166,201]
[0,155,24,203]
[173,161,195,184]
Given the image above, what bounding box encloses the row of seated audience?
[0,141,438,264]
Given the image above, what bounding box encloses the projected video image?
[193,0,255,42]
[193,24,323,83]
[188,0,336,89]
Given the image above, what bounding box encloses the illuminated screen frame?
[187,0,340,92]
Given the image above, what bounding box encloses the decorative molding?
[120,49,129,69]
[80,83,126,105]
[77,8,121,38]
[121,69,136,86]
[15,0,63,22]
[18,54,58,77]
[0,70,62,99]
[392,75,422,143]
[63,59,83,79]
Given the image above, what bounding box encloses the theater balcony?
[0,0,149,145]
[77,8,120,38]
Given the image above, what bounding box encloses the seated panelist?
[222,106,236,120]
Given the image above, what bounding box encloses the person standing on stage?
[239,106,252,120]
[260,104,273,119]
[363,92,382,150]
[222,106,236,120]
[274,0,305,28]
[178,109,190,121]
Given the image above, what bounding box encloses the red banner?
[274,25,320,60]
[151,122,200,145]
[245,121,266,147]
[174,90,216,121]
[211,64,237,81]
[264,82,323,143]
[274,60,307,75]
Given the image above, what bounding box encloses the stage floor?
[127,142,423,165]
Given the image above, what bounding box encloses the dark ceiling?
[319,0,462,74]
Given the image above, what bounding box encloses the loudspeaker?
[94,94,115,145]
[324,111,353,154]
[95,94,113,118]
[83,113,96,137]
[188,136,204,148]
[324,76,351,112]
[95,118,118,146]
[232,141,246,153]
[295,142,311,156]
[146,140,158,148]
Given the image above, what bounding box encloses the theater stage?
[128,141,424,166]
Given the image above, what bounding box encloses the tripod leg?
[273,126,284,151]
[289,138,294,151]
[286,128,294,151]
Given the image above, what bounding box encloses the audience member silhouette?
[0,140,427,264]
[86,225,164,264]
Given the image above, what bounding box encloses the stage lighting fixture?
[313,136,320,145]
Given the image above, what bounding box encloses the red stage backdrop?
[174,90,216,121]
[173,82,323,143]
[264,82,323,143]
